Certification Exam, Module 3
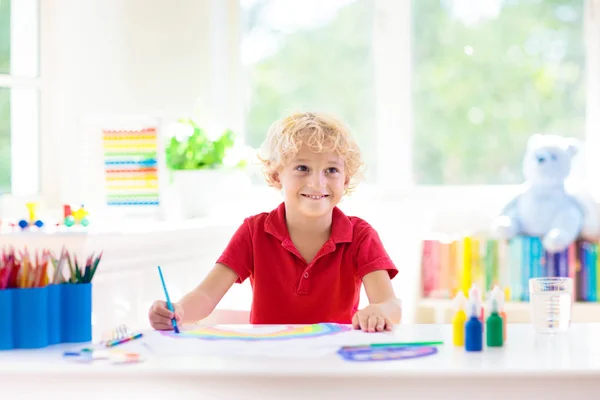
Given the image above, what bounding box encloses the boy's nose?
[309,172,327,188]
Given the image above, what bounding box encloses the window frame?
[0,0,41,196]
[584,0,600,201]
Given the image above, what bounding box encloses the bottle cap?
[468,284,482,303]
[490,285,505,311]
[452,291,467,312]
[489,297,499,314]
[467,299,480,318]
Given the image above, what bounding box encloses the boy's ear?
[271,172,282,189]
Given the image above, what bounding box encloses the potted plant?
[165,118,251,218]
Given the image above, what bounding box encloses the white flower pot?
[171,169,250,219]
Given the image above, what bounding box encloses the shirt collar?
[264,202,353,244]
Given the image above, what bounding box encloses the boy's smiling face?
[272,144,349,219]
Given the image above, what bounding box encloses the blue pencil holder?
[47,284,61,345]
[60,283,92,343]
[13,287,49,349]
[0,289,14,350]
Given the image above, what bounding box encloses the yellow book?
[472,237,484,292]
[460,236,472,296]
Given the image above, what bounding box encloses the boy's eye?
[326,167,339,174]
[295,165,308,172]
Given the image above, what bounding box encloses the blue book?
[543,248,568,278]
[544,250,555,278]
[585,242,597,302]
[521,237,532,301]
[530,237,543,278]
[554,249,569,278]
[577,242,588,301]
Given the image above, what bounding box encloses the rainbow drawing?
[102,127,160,207]
[162,323,351,341]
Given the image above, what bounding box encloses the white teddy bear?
[493,134,600,253]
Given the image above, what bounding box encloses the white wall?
[39,0,216,208]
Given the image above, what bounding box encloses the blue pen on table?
[157,265,180,334]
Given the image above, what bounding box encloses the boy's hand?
[148,300,183,330]
[352,304,393,332]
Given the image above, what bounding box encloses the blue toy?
[493,134,600,253]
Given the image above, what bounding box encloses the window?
[240,0,379,179]
[238,0,596,192]
[0,0,40,196]
[412,0,586,185]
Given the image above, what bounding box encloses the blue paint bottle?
[465,300,483,352]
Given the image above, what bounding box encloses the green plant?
[165,118,236,170]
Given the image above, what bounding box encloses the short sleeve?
[216,219,254,284]
[353,222,398,280]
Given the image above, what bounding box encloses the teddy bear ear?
[527,133,544,149]
[564,138,580,157]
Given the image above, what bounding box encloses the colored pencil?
[105,332,143,348]
[157,266,179,333]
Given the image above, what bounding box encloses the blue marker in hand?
[157,265,180,334]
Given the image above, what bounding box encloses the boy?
[149,112,401,332]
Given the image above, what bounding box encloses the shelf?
[416,298,600,324]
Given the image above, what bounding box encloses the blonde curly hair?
[258,112,364,195]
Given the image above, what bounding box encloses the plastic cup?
[529,277,573,334]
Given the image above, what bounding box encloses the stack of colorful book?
[420,235,599,302]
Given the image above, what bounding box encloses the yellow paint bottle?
[452,291,467,346]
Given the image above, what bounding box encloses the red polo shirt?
[216,202,397,324]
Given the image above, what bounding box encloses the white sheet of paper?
[132,325,431,359]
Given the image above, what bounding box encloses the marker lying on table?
[157,265,180,334]
[105,332,144,348]
[342,341,444,350]
[371,341,443,347]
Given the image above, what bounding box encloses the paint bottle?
[468,284,484,333]
[452,291,467,346]
[490,285,507,342]
[486,297,504,347]
[465,300,483,352]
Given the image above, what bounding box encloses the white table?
[1,323,600,400]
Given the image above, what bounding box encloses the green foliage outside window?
[242,0,585,185]
[412,0,585,184]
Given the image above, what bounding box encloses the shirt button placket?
[297,270,310,294]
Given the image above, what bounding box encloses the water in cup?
[529,277,573,334]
